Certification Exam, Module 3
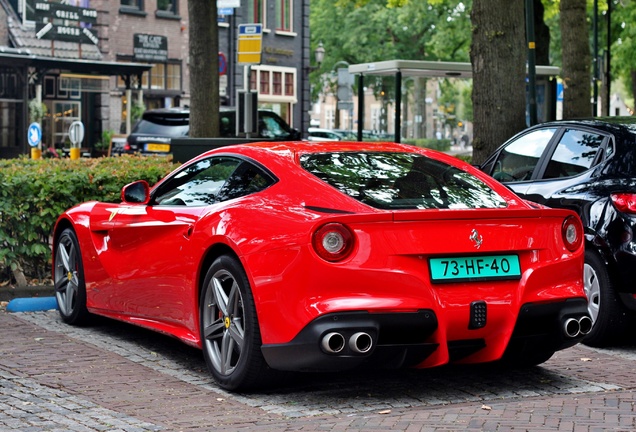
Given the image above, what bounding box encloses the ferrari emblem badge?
[224,316,231,329]
[470,229,483,249]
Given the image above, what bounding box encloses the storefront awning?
[0,49,152,78]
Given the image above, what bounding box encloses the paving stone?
[1,309,636,430]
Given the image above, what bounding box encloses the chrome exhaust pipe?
[349,332,373,354]
[321,332,345,353]
[578,316,593,335]
[564,318,581,338]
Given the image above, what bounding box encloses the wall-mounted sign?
[133,34,168,62]
[32,0,99,44]
[33,1,97,24]
[36,22,98,44]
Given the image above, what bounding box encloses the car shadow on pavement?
[63,313,600,401]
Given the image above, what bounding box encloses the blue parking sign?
[28,122,42,147]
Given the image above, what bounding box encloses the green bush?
[0,156,179,283]
[403,138,452,151]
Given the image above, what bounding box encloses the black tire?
[53,228,91,325]
[582,249,631,347]
[199,255,273,391]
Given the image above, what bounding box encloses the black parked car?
[480,117,636,346]
[112,107,301,155]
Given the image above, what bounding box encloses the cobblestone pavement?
[1,308,636,431]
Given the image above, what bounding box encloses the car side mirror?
[121,180,150,204]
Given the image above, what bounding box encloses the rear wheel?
[583,249,630,347]
[199,255,273,391]
[53,228,90,325]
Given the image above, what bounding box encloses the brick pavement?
[1,308,636,431]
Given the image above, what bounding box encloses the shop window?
[260,71,270,95]
[275,0,292,32]
[0,102,19,149]
[250,70,257,91]
[47,101,80,149]
[272,72,282,95]
[284,73,294,97]
[150,63,166,89]
[166,63,181,90]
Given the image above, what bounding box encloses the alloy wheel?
[54,234,80,317]
[583,262,600,324]
[201,269,246,376]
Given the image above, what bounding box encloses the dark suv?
[112,107,301,155]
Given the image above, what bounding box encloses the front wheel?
[53,228,91,325]
[199,255,273,391]
[582,249,630,347]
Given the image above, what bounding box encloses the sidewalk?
[2,307,636,431]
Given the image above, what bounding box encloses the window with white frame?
[247,0,267,27]
[249,66,296,102]
[275,0,292,32]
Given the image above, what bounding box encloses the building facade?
[0,0,310,159]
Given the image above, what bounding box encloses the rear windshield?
[132,118,189,137]
[300,152,508,210]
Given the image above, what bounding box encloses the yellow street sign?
[237,23,262,65]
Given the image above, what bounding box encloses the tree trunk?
[188,0,220,137]
[560,0,591,119]
[12,265,28,288]
[470,0,527,165]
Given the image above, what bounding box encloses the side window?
[259,114,287,138]
[218,162,276,201]
[543,129,605,179]
[153,157,242,206]
[492,128,557,182]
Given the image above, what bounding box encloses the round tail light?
[562,215,583,252]
[312,223,355,262]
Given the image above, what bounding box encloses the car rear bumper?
[260,299,590,372]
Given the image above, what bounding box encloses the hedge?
[402,138,452,152]
[0,156,180,284]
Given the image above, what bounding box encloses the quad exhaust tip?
[564,316,593,338]
[321,332,346,353]
[321,331,374,355]
[349,332,373,354]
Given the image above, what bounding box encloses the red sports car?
[52,141,590,391]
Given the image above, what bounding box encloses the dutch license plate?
[429,254,521,283]
[145,143,170,152]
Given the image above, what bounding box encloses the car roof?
[531,117,636,134]
[142,107,282,116]
[195,140,466,168]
